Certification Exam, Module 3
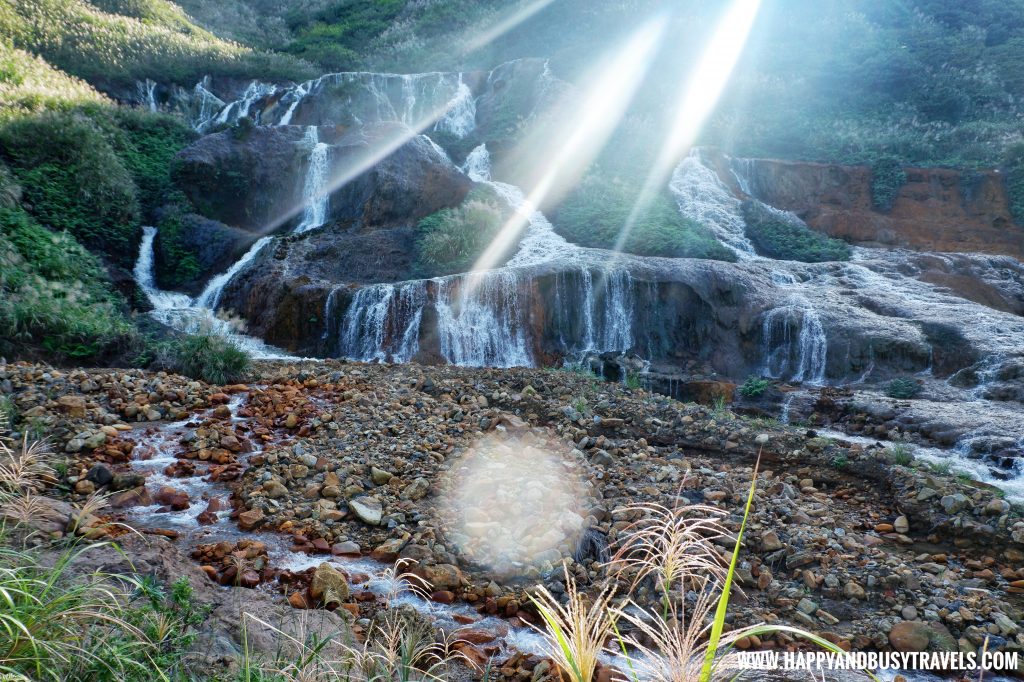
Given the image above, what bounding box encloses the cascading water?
[132,227,287,358]
[339,282,427,363]
[436,272,533,368]
[293,127,332,234]
[204,80,277,131]
[669,149,757,258]
[761,295,828,385]
[195,237,274,311]
[191,77,225,131]
[433,75,476,138]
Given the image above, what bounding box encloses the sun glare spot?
[439,430,596,578]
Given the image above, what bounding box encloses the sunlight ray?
[458,0,560,56]
[611,0,763,257]
[467,17,669,279]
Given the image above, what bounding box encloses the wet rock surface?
[3,359,1023,677]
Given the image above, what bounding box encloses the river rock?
[311,562,350,608]
[350,496,382,525]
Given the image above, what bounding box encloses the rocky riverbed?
[1,359,1022,679]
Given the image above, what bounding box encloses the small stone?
[761,531,784,552]
[843,581,866,600]
[350,497,383,525]
[238,508,264,531]
[370,467,393,485]
[901,605,919,620]
[797,598,818,615]
[74,479,95,495]
[263,479,288,499]
[401,478,429,501]
[894,516,910,533]
[311,563,349,608]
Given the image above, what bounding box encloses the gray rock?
[350,496,383,525]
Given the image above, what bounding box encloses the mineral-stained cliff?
[724,156,1024,258]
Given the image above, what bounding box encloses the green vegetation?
[156,333,251,384]
[889,443,915,466]
[0,110,139,260]
[0,43,108,117]
[870,157,908,212]
[551,175,736,261]
[741,201,851,262]
[414,186,510,276]
[0,0,315,87]
[886,377,923,400]
[738,376,772,398]
[0,204,136,362]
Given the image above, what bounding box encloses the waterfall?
[761,296,828,384]
[434,75,476,138]
[278,81,310,126]
[195,236,273,311]
[139,79,158,112]
[461,144,491,181]
[213,81,277,127]
[293,127,332,234]
[192,77,225,131]
[729,157,757,196]
[134,226,194,310]
[460,144,573,268]
[132,227,288,358]
[551,268,637,354]
[436,272,533,368]
[339,282,426,363]
[669,149,757,258]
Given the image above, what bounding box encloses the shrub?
[414,186,510,276]
[551,174,737,261]
[741,201,851,262]
[738,376,772,398]
[0,206,135,361]
[886,377,922,399]
[0,0,316,87]
[870,156,907,212]
[888,443,915,466]
[0,110,140,263]
[159,334,251,384]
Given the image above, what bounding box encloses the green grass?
[0,205,136,362]
[741,201,851,263]
[0,0,316,87]
[551,174,736,261]
[414,185,509,276]
[870,156,908,212]
[155,333,251,385]
[886,377,923,399]
[0,42,108,117]
[889,443,915,466]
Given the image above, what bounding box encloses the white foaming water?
[339,281,427,363]
[135,226,192,310]
[293,127,332,234]
[461,144,574,268]
[139,79,158,112]
[670,149,757,258]
[277,81,309,126]
[433,75,476,138]
[436,272,533,367]
[195,236,273,311]
[213,80,277,127]
[191,77,225,131]
[133,228,288,359]
[761,295,828,384]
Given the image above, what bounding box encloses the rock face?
[173,125,309,232]
[727,156,1024,258]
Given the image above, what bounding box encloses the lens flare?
[439,430,597,578]
[612,0,763,255]
[467,17,668,278]
[459,0,560,56]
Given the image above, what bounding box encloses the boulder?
[310,562,350,608]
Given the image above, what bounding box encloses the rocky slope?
[2,360,1022,677]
